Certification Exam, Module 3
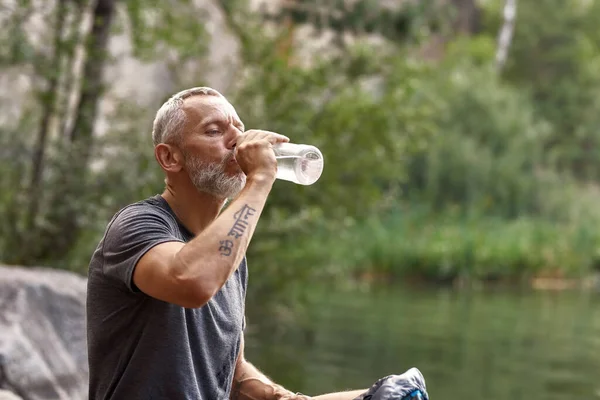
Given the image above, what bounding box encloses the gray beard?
[184,151,246,199]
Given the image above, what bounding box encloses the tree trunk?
[26,0,69,232]
[450,0,482,35]
[58,1,88,140]
[68,0,115,154]
[496,0,517,72]
[35,0,116,262]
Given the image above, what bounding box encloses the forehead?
[182,95,241,127]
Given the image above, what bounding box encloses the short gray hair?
[152,87,223,146]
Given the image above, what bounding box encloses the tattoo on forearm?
[227,204,256,239]
[218,204,256,257]
[219,240,234,256]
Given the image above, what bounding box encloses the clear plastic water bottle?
[272,143,324,185]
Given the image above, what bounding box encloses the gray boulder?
[0,390,23,400]
[0,265,88,400]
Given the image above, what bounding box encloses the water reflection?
[245,285,600,400]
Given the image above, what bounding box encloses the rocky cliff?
[0,266,88,400]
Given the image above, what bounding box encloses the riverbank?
[350,212,598,282]
[259,207,600,291]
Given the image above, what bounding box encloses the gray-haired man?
[86,87,367,400]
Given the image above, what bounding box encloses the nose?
[227,125,243,150]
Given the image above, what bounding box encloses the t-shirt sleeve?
[102,204,184,292]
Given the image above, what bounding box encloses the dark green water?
[245,285,600,400]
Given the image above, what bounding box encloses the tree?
[498,0,600,180]
[32,0,117,261]
[0,0,208,266]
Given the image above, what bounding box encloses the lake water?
[245,285,600,400]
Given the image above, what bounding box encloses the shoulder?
[110,196,174,230]
[103,196,181,247]
[95,196,185,290]
[116,195,172,220]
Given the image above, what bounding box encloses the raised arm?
[133,130,286,308]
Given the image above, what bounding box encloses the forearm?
[230,360,295,400]
[229,360,365,400]
[171,175,272,300]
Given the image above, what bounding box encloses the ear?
[155,143,184,173]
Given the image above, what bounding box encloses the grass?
[278,206,600,286]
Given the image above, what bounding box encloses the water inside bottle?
[276,152,323,185]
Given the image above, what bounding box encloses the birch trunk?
[496,0,517,72]
[26,0,69,231]
[36,0,116,261]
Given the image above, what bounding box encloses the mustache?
[184,151,235,167]
[222,151,235,163]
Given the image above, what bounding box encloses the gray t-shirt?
[86,195,248,400]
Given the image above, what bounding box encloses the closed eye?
[206,129,222,135]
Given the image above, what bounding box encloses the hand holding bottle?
[235,130,289,183]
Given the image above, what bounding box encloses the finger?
[237,130,268,146]
[266,133,290,144]
[251,131,273,142]
[261,131,289,145]
[244,129,289,144]
[235,138,273,155]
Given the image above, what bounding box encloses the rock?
[0,390,23,400]
[0,265,88,400]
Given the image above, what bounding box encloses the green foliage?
[275,194,600,285]
[404,60,551,217]
[262,0,449,44]
[230,0,600,295]
[212,24,439,298]
[489,0,600,180]
[124,0,208,61]
[232,47,437,219]
[0,0,207,267]
[2,0,600,298]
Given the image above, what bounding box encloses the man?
[86,87,367,400]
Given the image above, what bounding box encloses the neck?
[161,181,227,235]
